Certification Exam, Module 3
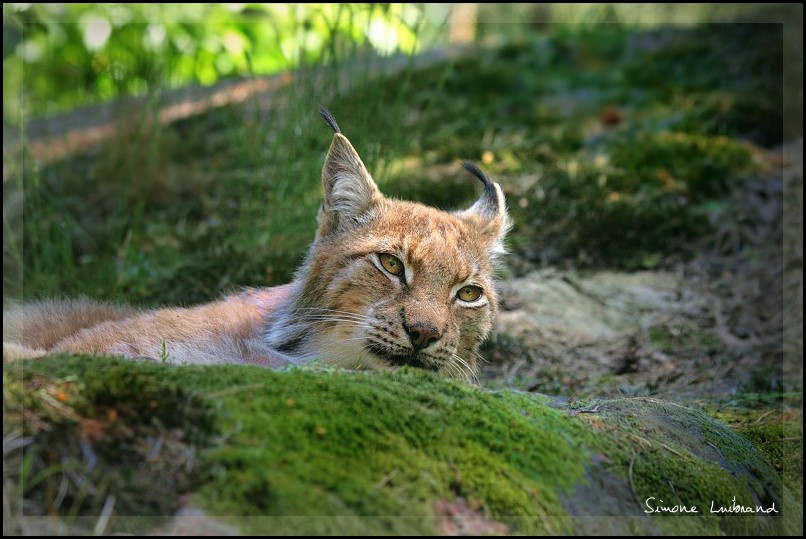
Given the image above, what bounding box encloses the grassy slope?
[10,24,782,305]
[6,356,799,535]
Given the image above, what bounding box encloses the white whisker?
[321,336,368,345]
[351,345,373,371]
[451,353,478,384]
[440,361,458,378]
[297,308,368,320]
[296,315,365,321]
[296,317,368,327]
[445,361,466,380]
[452,353,473,373]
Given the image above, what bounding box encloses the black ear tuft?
[318,105,341,134]
[461,161,497,205]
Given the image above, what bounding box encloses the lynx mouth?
[366,343,438,371]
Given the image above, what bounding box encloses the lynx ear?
[319,133,382,235]
[456,161,511,258]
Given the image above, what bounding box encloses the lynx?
[3,107,510,379]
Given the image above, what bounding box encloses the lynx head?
[274,107,510,380]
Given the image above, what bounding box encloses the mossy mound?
[5,356,799,535]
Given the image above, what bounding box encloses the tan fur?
[3,120,509,379]
[4,298,140,350]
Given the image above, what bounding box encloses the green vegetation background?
[3,3,789,306]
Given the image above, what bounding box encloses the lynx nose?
[405,323,442,351]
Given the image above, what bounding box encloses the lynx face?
[272,112,510,379]
[304,198,504,378]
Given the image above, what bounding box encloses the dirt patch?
[484,268,717,396]
[435,498,509,536]
[484,140,797,400]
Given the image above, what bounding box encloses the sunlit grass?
[4,3,441,122]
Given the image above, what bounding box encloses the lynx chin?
[3,107,511,380]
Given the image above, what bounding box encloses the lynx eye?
[378,253,404,276]
[457,285,483,302]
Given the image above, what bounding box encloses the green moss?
[623,24,783,146]
[177,368,593,535]
[608,132,753,199]
[712,406,803,501]
[6,356,798,535]
[737,420,802,498]
[590,398,797,535]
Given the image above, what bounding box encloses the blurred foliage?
[6,9,786,304]
[5,4,783,123]
[355,24,778,269]
[3,3,436,122]
[622,24,784,146]
[475,3,762,37]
